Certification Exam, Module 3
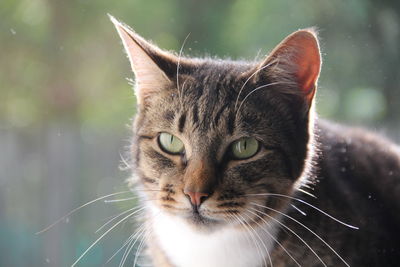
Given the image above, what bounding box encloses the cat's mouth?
[181,207,221,228]
[185,212,221,230]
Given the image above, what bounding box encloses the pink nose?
[184,191,209,207]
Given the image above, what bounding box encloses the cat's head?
[111,16,321,231]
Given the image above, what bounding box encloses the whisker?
[119,152,132,171]
[104,196,138,203]
[296,188,317,198]
[227,213,253,250]
[119,226,146,267]
[36,191,132,235]
[255,203,352,266]
[232,213,268,267]
[134,189,163,192]
[230,213,261,260]
[95,206,144,234]
[300,183,314,190]
[235,82,290,119]
[131,212,160,267]
[241,213,273,267]
[103,194,163,210]
[290,204,307,216]
[71,207,144,267]
[246,193,359,229]
[250,206,327,267]
[234,61,277,111]
[103,230,138,266]
[224,214,245,260]
[176,33,191,107]
[180,78,189,102]
[133,225,150,267]
[245,209,301,267]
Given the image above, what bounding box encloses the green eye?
[231,137,259,159]
[158,133,185,154]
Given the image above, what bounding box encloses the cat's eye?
[231,137,259,159]
[158,132,185,154]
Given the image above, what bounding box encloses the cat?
[110,15,400,267]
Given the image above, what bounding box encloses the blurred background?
[1,0,399,266]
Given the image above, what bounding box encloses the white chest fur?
[151,209,280,267]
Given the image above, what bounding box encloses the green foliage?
[1,0,399,129]
[1,0,400,128]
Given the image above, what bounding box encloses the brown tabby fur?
[111,16,400,266]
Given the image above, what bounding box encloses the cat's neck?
[149,205,281,267]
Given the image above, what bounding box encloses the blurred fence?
[0,122,138,266]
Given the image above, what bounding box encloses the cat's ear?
[110,15,178,105]
[261,28,321,106]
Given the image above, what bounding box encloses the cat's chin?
[185,210,219,224]
[182,213,223,232]
[151,204,225,231]
[164,208,225,232]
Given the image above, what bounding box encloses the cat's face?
[111,17,320,231]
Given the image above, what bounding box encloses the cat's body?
[110,16,400,266]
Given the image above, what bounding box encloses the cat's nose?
[184,190,209,207]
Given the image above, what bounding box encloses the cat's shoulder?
[316,118,400,162]
[315,118,400,221]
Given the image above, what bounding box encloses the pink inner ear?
[296,37,321,100]
[290,32,321,103]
